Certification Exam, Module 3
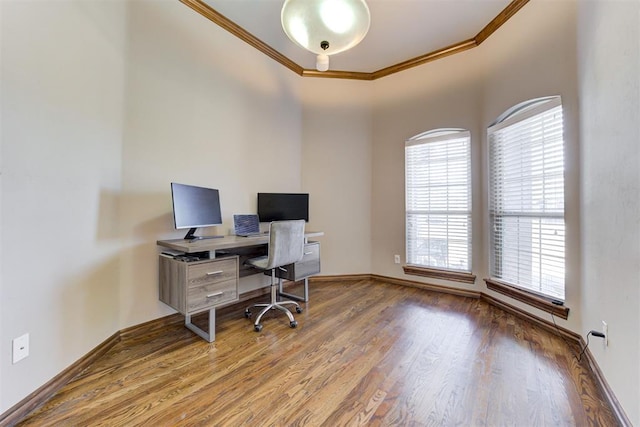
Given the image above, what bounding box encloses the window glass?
[488,97,565,300]
[405,129,472,272]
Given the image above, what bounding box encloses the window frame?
[487,96,566,302]
[404,129,475,283]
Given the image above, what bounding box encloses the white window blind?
[405,130,471,272]
[488,97,565,300]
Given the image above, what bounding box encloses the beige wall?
[1,0,127,409]
[116,1,304,327]
[371,49,484,292]
[480,1,581,331]
[1,0,638,422]
[577,1,640,424]
[0,0,303,411]
[300,79,372,275]
[370,0,639,421]
[371,0,581,329]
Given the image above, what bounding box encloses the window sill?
[484,278,569,319]
[403,265,476,284]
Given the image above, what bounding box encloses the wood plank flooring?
[17,279,618,426]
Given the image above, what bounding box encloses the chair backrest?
[263,220,306,270]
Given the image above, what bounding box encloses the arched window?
[405,129,472,272]
[488,96,565,300]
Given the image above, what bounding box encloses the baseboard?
[582,345,633,427]
[120,313,184,345]
[483,291,631,425]
[1,274,630,427]
[317,273,630,426]
[390,275,629,427]
[309,274,371,282]
[480,292,581,342]
[0,331,121,426]
[0,285,285,425]
[312,274,481,299]
[370,274,481,299]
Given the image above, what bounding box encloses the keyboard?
[238,231,269,238]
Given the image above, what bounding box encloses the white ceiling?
[202,0,513,73]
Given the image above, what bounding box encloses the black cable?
[577,332,591,362]
[550,312,582,361]
[550,313,604,362]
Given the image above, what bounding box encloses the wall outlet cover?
[12,333,29,364]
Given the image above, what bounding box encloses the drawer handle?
[304,252,313,255]
[206,271,224,276]
[206,292,224,298]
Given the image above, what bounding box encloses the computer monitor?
[257,193,309,222]
[171,182,223,240]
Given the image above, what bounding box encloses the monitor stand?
[183,228,224,241]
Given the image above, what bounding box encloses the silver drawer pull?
[304,252,313,255]
[206,270,223,276]
[206,292,224,298]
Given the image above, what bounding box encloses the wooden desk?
[157,231,324,256]
[157,231,323,341]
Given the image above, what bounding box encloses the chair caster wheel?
[244,309,251,318]
[254,324,263,332]
[290,321,298,328]
[295,307,302,313]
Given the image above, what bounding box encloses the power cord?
[550,313,581,361]
[578,330,606,361]
[550,313,605,362]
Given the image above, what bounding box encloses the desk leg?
[185,308,216,342]
[279,277,309,303]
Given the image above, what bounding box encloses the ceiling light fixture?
[281,0,371,72]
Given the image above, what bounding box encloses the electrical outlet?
[394,254,401,264]
[12,333,29,364]
[602,321,608,347]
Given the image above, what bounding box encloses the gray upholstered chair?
[244,220,305,332]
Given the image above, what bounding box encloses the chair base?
[245,278,302,332]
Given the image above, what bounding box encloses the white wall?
[0,0,303,411]
[577,1,640,424]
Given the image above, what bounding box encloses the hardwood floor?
[17,279,617,426]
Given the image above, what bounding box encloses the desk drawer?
[187,279,238,313]
[159,255,239,314]
[276,242,320,281]
[187,258,237,288]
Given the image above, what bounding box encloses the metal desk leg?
[279,277,309,303]
[185,308,216,342]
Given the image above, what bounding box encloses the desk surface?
[157,231,324,253]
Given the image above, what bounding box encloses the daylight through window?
[405,129,472,272]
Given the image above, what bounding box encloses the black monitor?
[171,182,223,240]
[257,193,309,222]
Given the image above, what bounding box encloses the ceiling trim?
[180,0,529,81]
[179,0,304,76]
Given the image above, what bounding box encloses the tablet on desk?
[233,214,261,237]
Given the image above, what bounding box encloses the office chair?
[244,220,305,332]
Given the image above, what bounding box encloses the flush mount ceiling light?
[281,0,371,72]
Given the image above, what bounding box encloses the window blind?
[405,130,471,272]
[488,98,565,300]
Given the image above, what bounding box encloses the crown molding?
[179,0,304,76]
[180,0,529,81]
